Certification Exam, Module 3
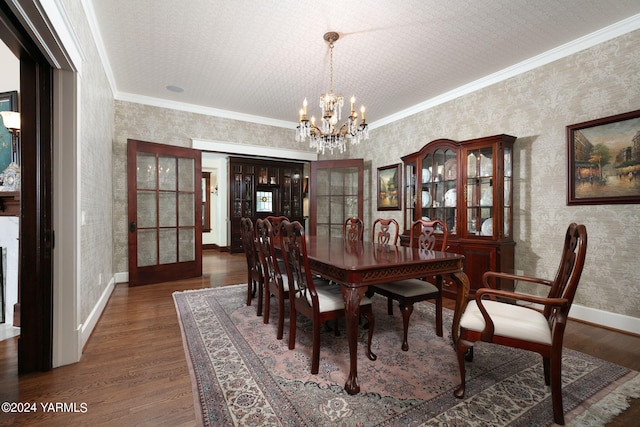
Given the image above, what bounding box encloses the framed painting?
[0,91,18,173]
[567,109,640,205]
[377,163,401,210]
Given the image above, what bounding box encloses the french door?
[127,140,202,285]
[309,159,364,237]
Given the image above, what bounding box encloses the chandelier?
[296,32,368,155]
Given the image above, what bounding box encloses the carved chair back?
[409,218,448,252]
[344,217,364,242]
[371,218,399,245]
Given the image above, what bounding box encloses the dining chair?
[344,217,364,241]
[265,215,289,267]
[371,218,399,245]
[240,217,263,316]
[265,215,288,246]
[279,219,376,374]
[256,218,289,339]
[369,218,448,351]
[454,223,587,425]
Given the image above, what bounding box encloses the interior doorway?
[127,139,203,286]
[195,139,318,250]
[0,2,56,373]
[0,37,20,340]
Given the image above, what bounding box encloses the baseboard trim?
[569,303,639,336]
[80,277,115,349]
[114,271,128,284]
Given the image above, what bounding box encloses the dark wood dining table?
[305,235,470,395]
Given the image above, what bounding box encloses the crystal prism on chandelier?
[296,32,368,155]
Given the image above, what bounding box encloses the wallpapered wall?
[112,102,294,274]
[62,0,115,323]
[112,29,640,320]
[349,29,640,319]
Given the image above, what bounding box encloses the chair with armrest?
[280,219,376,374]
[256,218,289,339]
[240,217,263,316]
[344,217,364,241]
[453,223,588,426]
[369,219,447,351]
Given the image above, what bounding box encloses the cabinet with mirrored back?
[229,157,305,253]
[401,134,516,296]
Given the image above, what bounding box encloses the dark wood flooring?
[0,250,637,426]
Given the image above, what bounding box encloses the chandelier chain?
[329,41,334,94]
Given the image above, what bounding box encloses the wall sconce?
[0,111,21,191]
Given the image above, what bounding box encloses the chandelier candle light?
[296,32,368,155]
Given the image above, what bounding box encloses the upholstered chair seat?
[460,300,552,345]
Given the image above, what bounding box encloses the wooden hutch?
[401,134,516,297]
[229,157,305,253]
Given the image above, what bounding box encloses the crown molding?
[81,0,116,94]
[370,13,640,130]
[116,92,296,129]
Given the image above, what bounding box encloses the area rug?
[173,285,639,426]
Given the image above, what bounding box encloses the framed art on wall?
[377,163,401,210]
[0,91,18,174]
[567,109,640,205]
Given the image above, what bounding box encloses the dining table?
[305,235,470,395]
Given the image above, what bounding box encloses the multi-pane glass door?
[310,159,363,238]
[127,140,202,286]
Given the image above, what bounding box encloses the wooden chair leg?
[454,339,473,398]
[465,347,474,362]
[399,303,414,351]
[256,280,263,316]
[311,319,321,374]
[276,293,285,340]
[246,277,253,306]
[435,294,443,337]
[288,309,296,350]
[263,291,271,324]
[387,297,393,315]
[543,356,551,385]
[550,353,565,425]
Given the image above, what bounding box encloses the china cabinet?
[401,134,516,296]
[229,157,305,253]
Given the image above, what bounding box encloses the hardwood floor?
[0,250,638,426]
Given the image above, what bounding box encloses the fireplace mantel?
[0,192,20,216]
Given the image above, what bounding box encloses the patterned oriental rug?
[173,285,639,426]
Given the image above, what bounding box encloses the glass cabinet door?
[404,163,416,231]
[243,164,255,217]
[232,164,243,218]
[465,146,494,237]
[504,145,513,238]
[420,148,457,234]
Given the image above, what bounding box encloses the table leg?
[340,285,366,395]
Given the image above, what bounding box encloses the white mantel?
[0,216,18,326]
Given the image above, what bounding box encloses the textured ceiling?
[86,0,640,128]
